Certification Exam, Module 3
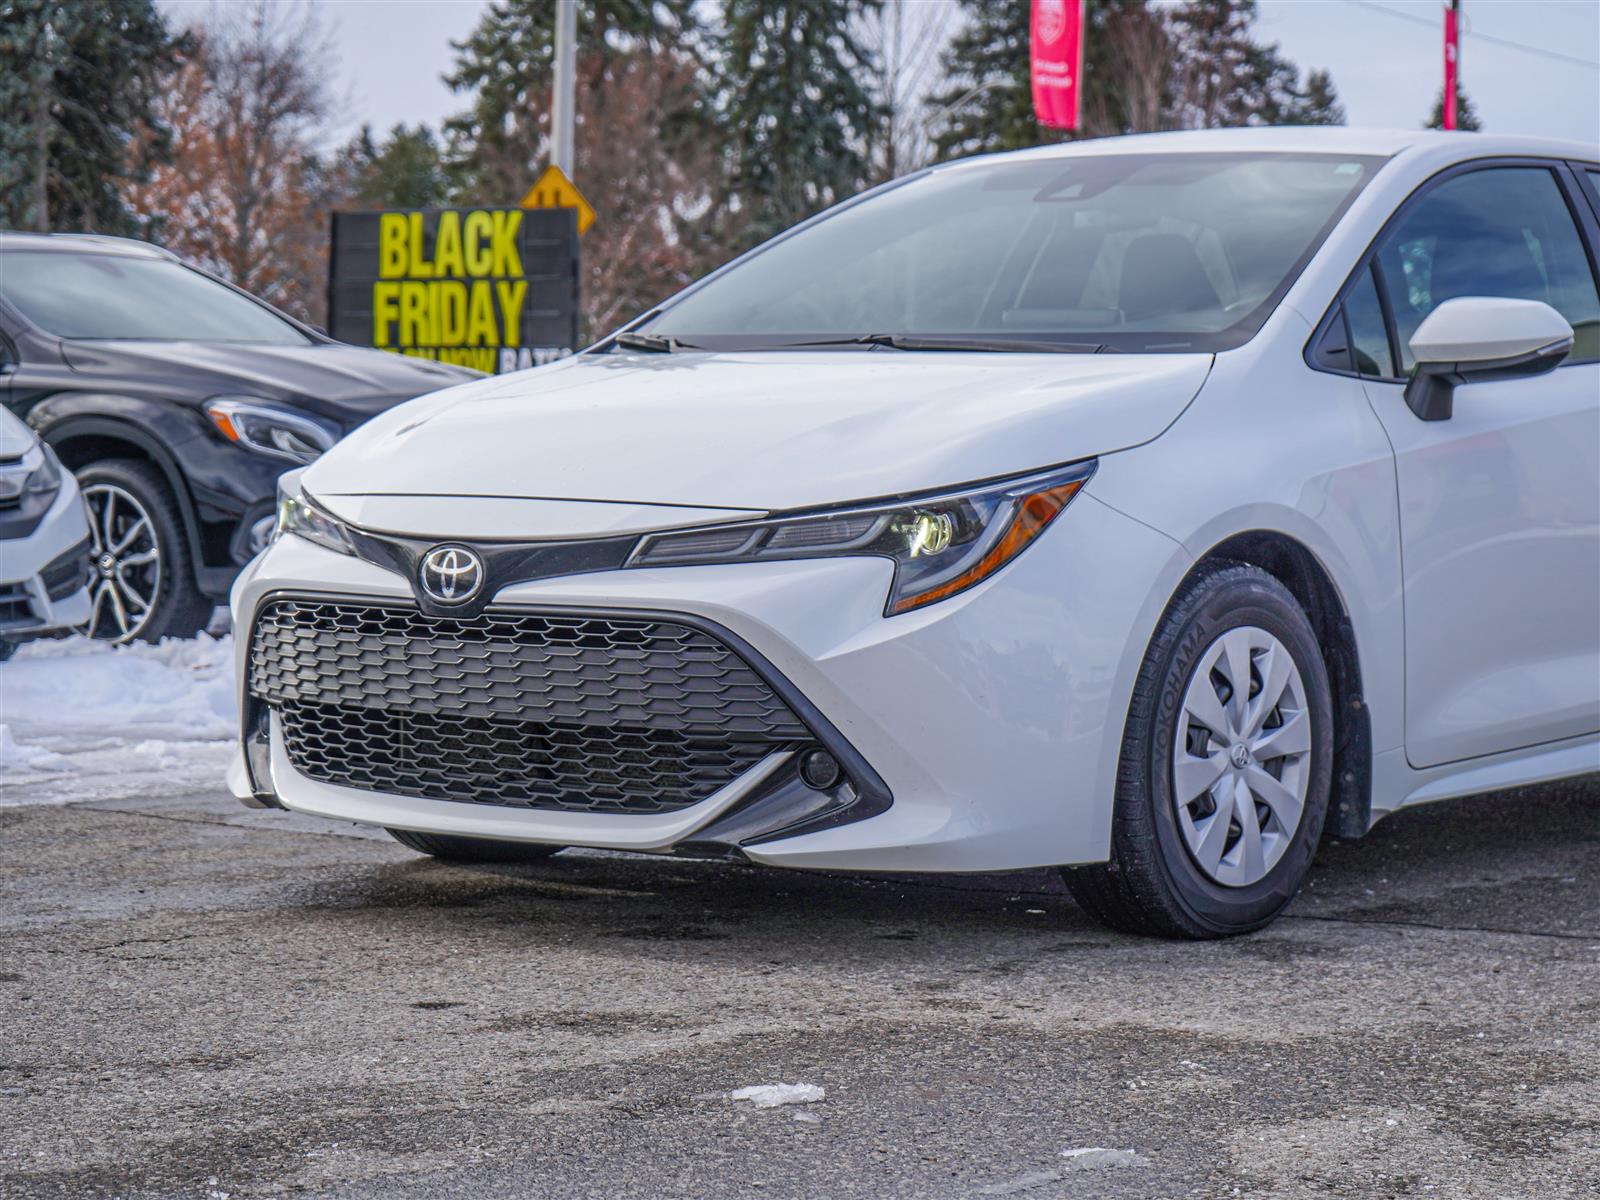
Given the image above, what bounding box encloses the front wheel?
[77,459,212,644]
[1063,562,1334,939]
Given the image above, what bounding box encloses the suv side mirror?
[1405,297,1573,421]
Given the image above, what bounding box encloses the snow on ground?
[727,1083,826,1108]
[0,633,238,806]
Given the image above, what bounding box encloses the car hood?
[303,349,1212,515]
[59,339,475,421]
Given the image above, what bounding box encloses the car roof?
[0,232,176,259]
[954,126,1599,168]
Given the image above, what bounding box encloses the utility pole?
[1443,0,1461,130]
[551,0,578,176]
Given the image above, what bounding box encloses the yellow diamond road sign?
[520,164,596,236]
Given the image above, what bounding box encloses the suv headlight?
[274,478,354,556]
[0,441,63,504]
[26,442,63,497]
[628,460,1095,615]
[206,398,338,464]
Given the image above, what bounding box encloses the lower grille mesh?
[248,599,812,814]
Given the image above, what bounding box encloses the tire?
[0,639,14,663]
[386,828,566,863]
[77,459,212,644]
[1063,562,1334,939]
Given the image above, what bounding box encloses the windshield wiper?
[612,332,703,353]
[781,334,1105,353]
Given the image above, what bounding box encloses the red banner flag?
[1031,0,1086,131]
[1443,1,1460,130]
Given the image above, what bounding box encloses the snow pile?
[0,634,238,803]
[728,1083,825,1108]
[0,724,71,773]
[2,633,236,742]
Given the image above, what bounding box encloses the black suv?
[0,233,476,642]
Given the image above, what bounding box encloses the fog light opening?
[798,748,842,791]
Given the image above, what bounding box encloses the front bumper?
[0,478,93,638]
[229,492,1186,872]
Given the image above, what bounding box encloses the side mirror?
[1404,297,1573,421]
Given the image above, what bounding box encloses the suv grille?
[247,598,813,814]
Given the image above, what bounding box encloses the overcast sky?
[159,0,1599,154]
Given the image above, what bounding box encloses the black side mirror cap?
[1404,336,1574,421]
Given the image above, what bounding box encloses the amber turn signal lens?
[888,479,1084,615]
[208,410,243,442]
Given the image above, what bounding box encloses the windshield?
[646,152,1382,353]
[0,251,312,344]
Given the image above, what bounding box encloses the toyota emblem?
[419,545,484,604]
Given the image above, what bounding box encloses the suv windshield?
[646,152,1382,353]
[0,251,311,345]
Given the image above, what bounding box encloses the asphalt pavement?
[2,776,1597,1199]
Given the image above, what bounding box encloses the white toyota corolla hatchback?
[230,129,1600,937]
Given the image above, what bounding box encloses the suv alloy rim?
[82,482,162,642]
[1171,625,1312,888]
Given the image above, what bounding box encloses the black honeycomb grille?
[247,598,813,814]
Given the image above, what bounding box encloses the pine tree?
[0,0,186,234]
[716,0,886,249]
[443,0,698,203]
[351,124,453,210]
[1166,0,1342,128]
[924,0,1344,159]
[1426,82,1482,131]
[922,0,1169,157]
[924,0,1047,160]
[1285,68,1346,126]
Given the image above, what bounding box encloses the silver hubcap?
[81,482,161,642]
[1172,625,1311,888]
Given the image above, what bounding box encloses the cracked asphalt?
[1,776,1597,1199]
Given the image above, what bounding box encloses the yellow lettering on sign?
[437,280,467,347]
[378,214,409,279]
[363,206,549,364]
[433,210,464,278]
[463,210,494,275]
[399,281,428,344]
[466,281,498,345]
[495,280,527,343]
[406,212,431,277]
[371,281,401,346]
[493,210,524,276]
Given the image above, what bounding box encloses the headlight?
[205,398,338,464]
[0,441,63,504]
[274,479,354,556]
[628,461,1095,615]
[25,442,63,496]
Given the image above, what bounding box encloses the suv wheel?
[78,459,213,644]
[387,829,566,863]
[1063,562,1334,938]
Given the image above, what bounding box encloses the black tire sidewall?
[1139,570,1334,934]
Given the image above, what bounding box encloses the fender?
[29,400,214,594]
